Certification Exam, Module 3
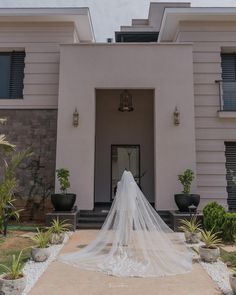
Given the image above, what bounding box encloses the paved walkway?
[29,230,222,295]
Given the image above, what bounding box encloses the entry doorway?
[95,89,154,204]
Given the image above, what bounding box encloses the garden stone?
[0,274,26,295]
[185,232,201,244]
[230,274,236,294]
[31,247,50,262]
[50,233,65,245]
[199,246,220,263]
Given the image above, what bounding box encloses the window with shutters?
[225,142,236,210]
[0,51,25,99]
[220,53,236,110]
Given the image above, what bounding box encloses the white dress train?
[59,171,192,277]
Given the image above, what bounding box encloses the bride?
[59,170,192,277]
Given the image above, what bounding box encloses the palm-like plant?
[0,134,15,154]
[0,251,24,280]
[31,228,50,248]
[0,149,32,234]
[201,228,222,248]
[47,218,71,234]
[179,216,202,233]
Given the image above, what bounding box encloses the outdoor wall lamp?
[73,108,79,127]
[173,107,180,126]
[118,90,134,112]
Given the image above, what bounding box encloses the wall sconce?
[73,108,79,127]
[173,107,180,126]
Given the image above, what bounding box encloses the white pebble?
[22,232,72,295]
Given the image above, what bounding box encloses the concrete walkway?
[29,230,222,295]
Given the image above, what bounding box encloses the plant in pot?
[229,268,236,294]
[0,250,26,295]
[175,169,200,212]
[47,218,71,245]
[199,228,222,263]
[179,216,202,244]
[51,168,76,212]
[31,228,50,262]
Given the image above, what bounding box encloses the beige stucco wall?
[177,21,236,208]
[0,22,75,109]
[56,43,196,210]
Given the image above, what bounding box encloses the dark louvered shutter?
[225,142,236,210]
[221,54,236,81]
[221,54,236,110]
[9,51,25,99]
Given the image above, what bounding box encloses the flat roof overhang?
[158,7,236,42]
[0,7,95,42]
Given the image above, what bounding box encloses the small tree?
[0,118,31,235]
[0,149,31,235]
[56,168,70,194]
[178,169,194,194]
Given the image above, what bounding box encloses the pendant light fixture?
[118,90,134,112]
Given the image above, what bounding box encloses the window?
[225,142,236,210]
[220,53,236,110]
[0,51,25,99]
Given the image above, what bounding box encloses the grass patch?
[220,248,236,268]
[0,231,35,275]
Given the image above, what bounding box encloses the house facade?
[1,3,236,215]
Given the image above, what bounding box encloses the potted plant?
[175,169,200,212]
[31,228,50,262]
[229,268,236,294]
[51,168,76,211]
[47,218,71,245]
[199,229,222,263]
[0,250,26,295]
[179,216,202,244]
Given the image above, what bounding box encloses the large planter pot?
[174,194,200,212]
[191,194,200,208]
[229,274,236,294]
[184,231,201,244]
[199,245,220,263]
[0,274,26,295]
[51,193,76,212]
[50,233,65,245]
[31,247,50,262]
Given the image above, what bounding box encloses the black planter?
[191,194,200,208]
[51,193,76,212]
[174,194,200,212]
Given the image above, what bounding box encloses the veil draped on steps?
[59,171,192,277]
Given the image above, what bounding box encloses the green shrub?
[222,213,236,243]
[56,168,70,194]
[203,202,225,234]
[178,169,194,194]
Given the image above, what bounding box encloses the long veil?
[59,171,192,277]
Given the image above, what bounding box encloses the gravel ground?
[186,241,233,295]
[22,232,72,295]
[200,260,233,295]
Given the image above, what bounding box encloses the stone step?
[78,216,106,223]
[77,222,103,229]
[77,208,172,230]
[79,210,108,218]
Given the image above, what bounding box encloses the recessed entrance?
[95,89,154,204]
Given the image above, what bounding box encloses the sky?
[0,0,236,41]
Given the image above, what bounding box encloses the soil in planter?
[2,274,24,280]
[201,245,218,250]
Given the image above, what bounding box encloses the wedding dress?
[59,171,192,277]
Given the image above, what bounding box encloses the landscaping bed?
[0,230,35,275]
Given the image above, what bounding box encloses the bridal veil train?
[59,171,192,277]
